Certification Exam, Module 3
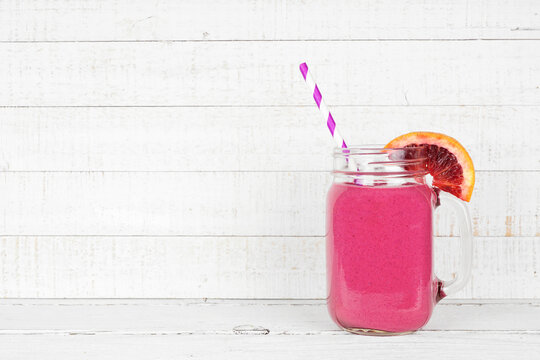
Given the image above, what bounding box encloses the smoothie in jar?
[326,182,438,333]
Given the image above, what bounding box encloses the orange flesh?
[385,132,475,202]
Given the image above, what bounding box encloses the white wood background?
[0,0,539,300]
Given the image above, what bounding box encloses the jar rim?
[332,144,429,177]
[333,144,425,154]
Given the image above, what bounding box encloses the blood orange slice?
[385,132,475,202]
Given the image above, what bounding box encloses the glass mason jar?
[326,146,473,335]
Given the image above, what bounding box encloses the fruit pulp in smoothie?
[326,182,438,333]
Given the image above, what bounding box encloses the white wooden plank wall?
[0,0,538,299]
[2,0,540,41]
[1,41,540,106]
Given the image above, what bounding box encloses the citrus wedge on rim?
[385,132,475,202]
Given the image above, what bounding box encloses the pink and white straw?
[299,62,348,149]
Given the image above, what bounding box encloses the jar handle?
[435,192,473,300]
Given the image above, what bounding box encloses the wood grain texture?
[0,106,538,172]
[2,0,540,41]
[0,299,539,333]
[1,41,540,106]
[0,171,536,237]
[0,300,539,359]
[2,333,539,360]
[0,237,537,298]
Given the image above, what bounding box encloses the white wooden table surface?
[1,299,539,359]
[1,1,539,358]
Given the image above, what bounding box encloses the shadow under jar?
[326,146,472,335]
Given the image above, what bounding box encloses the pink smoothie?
[326,182,439,333]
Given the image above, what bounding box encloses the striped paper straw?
[299,62,348,149]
